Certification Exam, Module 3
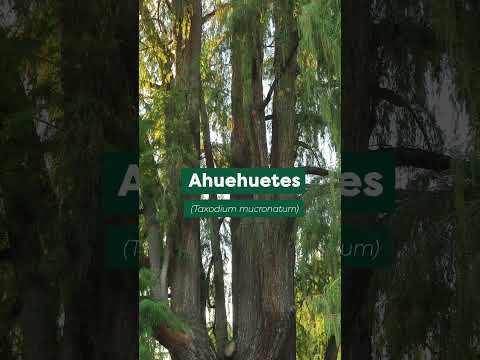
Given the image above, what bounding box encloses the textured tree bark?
[144,189,168,301]
[229,4,265,360]
[61,2,140,359]
[0,74,58,360]
[266,1,299,358]
[18,281,58,360]
[229,0,299,358]
[271,0,299,170]
[5,174,58,360]
[156,1,215,359]
[158,231,171,302]
[341,1,375,359]
[211,220,228,358]
[169,0,203,322]
[229,6,262,360]
[201,85,229,358]
[253,218,297,360]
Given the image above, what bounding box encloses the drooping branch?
[304,146,454,176]
[262,38,299,110]
[374,86,433,150]
[266,112,324,123]
[297,140,323,168]
[375,146,452,171]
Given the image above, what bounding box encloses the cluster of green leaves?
[139,300,182,360]
[297,0,340,149]
[294,0,341,358]
[296,174,340,358]
[140,299,190,335]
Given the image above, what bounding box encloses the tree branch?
[206,256,214,309]
[304,166,329,177]
[262,39,299,109]
[375,86,433,150]
[153,323,191,351]
[202,3,231,24]
[304,147,454,176]
[297,140,322,168]
[374,146,452,171]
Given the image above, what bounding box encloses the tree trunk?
[230,5,263,359]
[143,188,168,301]
[271,0,299,170]
[169,0,203,324]
[159,231,171,302]
[61,2,140,359]
[155,1,215,359]
[8,204,58,360]
[201,85,229,358]
[229,0,299,358]
[324,335,338,360]
[264,1,299,358]
[0,86,58,360]
[341,1,375,359]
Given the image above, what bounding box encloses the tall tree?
[139,0,340,359]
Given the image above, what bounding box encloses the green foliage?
[297,0,340,148]
[373,168,480,357]
[296,176,341,357]
[140,332,170,360]
[296,290,326,360]
[140,1,341,359]
[299,0,340,79]
[140,267,153,295]
[301,175,340,269]
[312,276,340,342]
[368,1,480,357]
[140,299,190,335]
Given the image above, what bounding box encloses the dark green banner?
[341,151,395,213]
[184,199,304,218]
[342,225,392,267]
[181,168,305,194]
[102,152,139,214]
[106,225,138,269]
